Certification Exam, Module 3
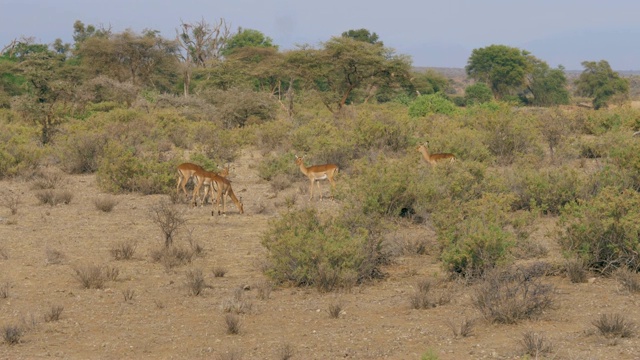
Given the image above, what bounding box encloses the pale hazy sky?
[2,0,640,70]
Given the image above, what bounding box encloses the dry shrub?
[122,288,135,302]
[73,264,106,289]
[327,301,343,319]
[212,266,227,278]
[614,268,640,293]
[224,313,241,335]
[94,196,118,212]
[0,191,20,215]
[447,317,475,338]
[564,258,588,283]
[30,168,64,190]
[3,324,23,345]
[277,342,295,360]
[0,282,10,299]
[520,331,553,357]
[186,268,207,296]
[110,240,137,260]
[254,281,272,300]
[150,246,194,269]
[148,200,186,248]
[45,248,66,265]
[593,313,635,338]
[222,288,253,314]
[473,265,555,324]
[409,278,452,310]
[35,189,73,206]
[44,305,64,322]
[103,265,120,281]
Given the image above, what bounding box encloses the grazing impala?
[199,165,230,205]
[295,155,339,201]
[176,163,205,199]
[417,141,456,166]
[177,163,229,203]
[192,169,244,215]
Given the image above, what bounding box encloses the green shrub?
[258,152,298,181]
[432,193,532,278]
[510,165,583,215]
[261,208,387,291]
[559,187,640,273]
[96,142,176,194]
[0,121,44,179]
[351,104,413,152]
[290,117,356,168]
[464,83,493,105]
[480,111,541,165]
[408,93,457,118]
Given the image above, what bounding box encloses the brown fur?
[295,155,339,201]
[417,142,456,166]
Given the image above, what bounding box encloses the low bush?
[520,331,553,357]
[509,165,583,215]
[559,187,640,273]
[433,193,533,278]
[110,240,137,260]
[593,313,635,338]
[261,207,387,291]
[408,93,457,117]
[94,196,118,212]
[473,265,555,324]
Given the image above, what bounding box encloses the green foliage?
[261,208,387,291]
[575,60,629,110]
[408,93,457,117]
[523,59,569,106]
[559,187,640,273]
[290,117,355,167]
[257,152,297,181]
[478,110,540,164]
[96,142,175,194]
[464,83,494,105]
[0,118,44,178]
[341,28,383,45]
[350,104,413,152]
[509,165,583,215]
[222,28,277,56]
[466,45,530,100]
[432,193,529,277]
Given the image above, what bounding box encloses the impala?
[176,163,205,198]
[192,169,244,215]
[294,155,339,201]
[177,163,229,203]
[200,166,230,205]
[417,141,456,166]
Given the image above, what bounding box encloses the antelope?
[177,163,229,204]
[417,141,456,166]
[192,169,244,215]
[176,163,205,199]
[294,155,339,201]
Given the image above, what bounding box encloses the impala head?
[294,155,304,165]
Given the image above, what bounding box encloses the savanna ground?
[2,146,640,360]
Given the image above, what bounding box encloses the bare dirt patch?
[2,149,640,359]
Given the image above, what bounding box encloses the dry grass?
[224,313,241,335]
[0,191,20,215]
[43,305,64,322]
[45,248,66,265]
[122,288,135,302]
[185,268,207,296]
[614,267,640,293]
[2,324,23,345]
[222,288,253,314]
[110,240,137,260]
[520,331,553,357]
[565,258,588,283]
[593,313,636,338]
[0,282,10,299]
[212,266,227,278]
[35,189,74,206]
[73,264,106,289]
[327,301,343,319]
[447,317,475,338]
[94,196,118,212]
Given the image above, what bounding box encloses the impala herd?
[176,141,455,215]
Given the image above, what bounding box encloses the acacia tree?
[76,29,180,92]
[466,44,530,100]
[176,18,231,96]
[221,28,277,57]
[287,36,411,114]
[341,28,383,46]
[14,51,75,144]
[575,60,629,109]
[523,56,569,106]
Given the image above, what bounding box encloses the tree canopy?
[466,44,530,100]
[575,60,629,109]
